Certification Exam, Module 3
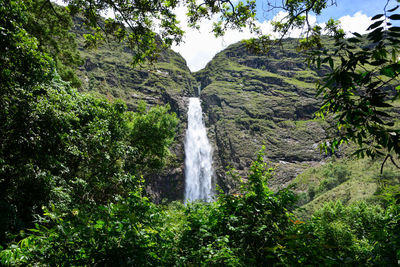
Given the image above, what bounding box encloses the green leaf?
[371,14,384,20]
[375,110,390,117]
[389,26,400,32]
[388,31,400,38]
[389,14,400,20]
[367,20,384,31]
[375,102,393,108]
[368,27,384,42]
[348,37,360,43]
[380,65,397,77]
[328,57,334,69]
[388,5,399,12]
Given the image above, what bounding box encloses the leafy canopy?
[309,3,400,163]
[0,0,179,247]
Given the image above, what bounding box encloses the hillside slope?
[197,39,399,208]
[196,40,333,192]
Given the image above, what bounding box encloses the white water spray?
[184,97,213,202]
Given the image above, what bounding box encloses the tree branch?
[381,154,400,174]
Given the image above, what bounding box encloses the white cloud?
[171,6,256,71]
[173,10,373,72]
[338,11,372,36]
[171,9,320,72]
[172,8,284,72]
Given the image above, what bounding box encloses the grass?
[292,153,400,218]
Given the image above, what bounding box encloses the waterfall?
[184,97,213,202]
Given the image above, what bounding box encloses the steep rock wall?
[195,40,332,191]
[72,17,198,202]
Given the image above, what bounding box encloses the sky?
[172,0,392,71]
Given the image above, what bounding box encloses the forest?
[1,0,399,265]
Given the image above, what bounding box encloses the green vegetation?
[1,0,400,265]
[291,152,400,217]
[311,7,400,160]
[1,0,178,249]
[1,149,399,266]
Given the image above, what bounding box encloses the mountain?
[72,16,198,202]
[71,19,399,208]
[196,40,399,210]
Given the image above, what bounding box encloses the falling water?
[184,97,213,202]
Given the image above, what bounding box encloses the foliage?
[0,0,180,250]
[128,101,178,173]
[24,0,83,87]
[65,0,185,65]
[307,161,351,200]
[277,201,392,265]
[1,0,82,88]
[0,190,167,266]
[311,4,400,160]
[2,0,400,265]
[0,73,178,245]
[1,0,54,244]
[270,0,333,38]
[1,147,400,266]
[0,0,54,92]
[177,148,297,266]
[61,0,263,66]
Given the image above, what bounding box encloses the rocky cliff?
[196,40,332,192]
[71,20,369,201]
[72,17,198,202]
[69,15,400,210]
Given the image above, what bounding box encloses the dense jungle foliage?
[1,0,399,265]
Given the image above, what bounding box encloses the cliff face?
[72,18,334,200]
[72,17,198,202]
[68,15,400,209]
[195,40,332,191]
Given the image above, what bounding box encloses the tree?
[0,72,178,245]
[177,148,297,266]
[25,0,83,87]
[0,0,54,92]
[299,3,400,165]
[0,0,82,88]
[0,0,178,246]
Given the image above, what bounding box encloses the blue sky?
[255,0,390,22]
[316,0,389,21]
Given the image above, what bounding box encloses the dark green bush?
[177,148,297,266]
[0,75,178,246]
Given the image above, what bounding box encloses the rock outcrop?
[195,40,331,191]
